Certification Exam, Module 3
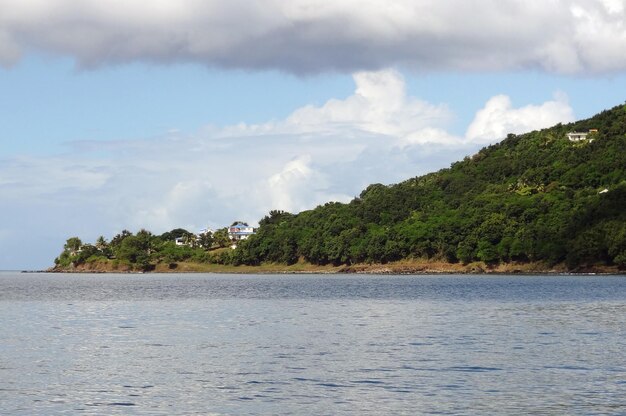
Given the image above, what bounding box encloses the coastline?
[44,258,624,275]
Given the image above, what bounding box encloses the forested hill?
[54,103,626,272]
[235,103,626,270]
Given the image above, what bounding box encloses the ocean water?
[1,272,625,415]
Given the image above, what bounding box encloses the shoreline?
[42,259,624,275]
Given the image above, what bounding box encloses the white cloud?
[465,94,575,143]
[599,0,625,13]
[130,180,220,232]
[0,69,576,269]
[0,156,111,200]
[0,0,625,74]
[220,69,453,142]
[266,155,316,212]
[263,155,351,213]
[290,70,453,136]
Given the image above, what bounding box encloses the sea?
[1,272,625,415]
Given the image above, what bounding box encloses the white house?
[567,132,588,141]
[227,222,256,241]
[567,129,598,142]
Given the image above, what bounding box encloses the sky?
[1,0,626,270]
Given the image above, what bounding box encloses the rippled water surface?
[1,272,625,415]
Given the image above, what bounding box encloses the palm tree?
[95,236,108,251]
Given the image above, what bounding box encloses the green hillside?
[234,103,626,270]
[54,103,626,272]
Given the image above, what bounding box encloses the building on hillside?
[567,129,598,142]
[175,237,186,246]
[228,222,256,241]
[567,132,588,141]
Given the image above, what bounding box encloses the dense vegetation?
[56,103,626,271]
[55,227,233,271]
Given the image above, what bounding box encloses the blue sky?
[0,57,356,154]
[3,57,626,155]
[1,0,626,269]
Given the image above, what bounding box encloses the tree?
[95,236,108,251]
[213,228,231,248]
[64,237,82,255]
[110,230,132,247]
[259,210,293,227]
[115,235,151,270]
[95,235,112,258]
[160,228,193,242]
[198,232,214,250]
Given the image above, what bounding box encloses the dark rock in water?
[468,264,484,274]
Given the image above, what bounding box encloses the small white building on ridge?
[228,222,256,241]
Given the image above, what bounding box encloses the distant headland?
[52,104,626,275]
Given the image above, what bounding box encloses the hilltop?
[53,103,626,273]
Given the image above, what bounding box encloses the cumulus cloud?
[0,69,576,268]
[466,94,576,143]
[0,0,625,74]
[220,69,453,141]
[263,155,351,213]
